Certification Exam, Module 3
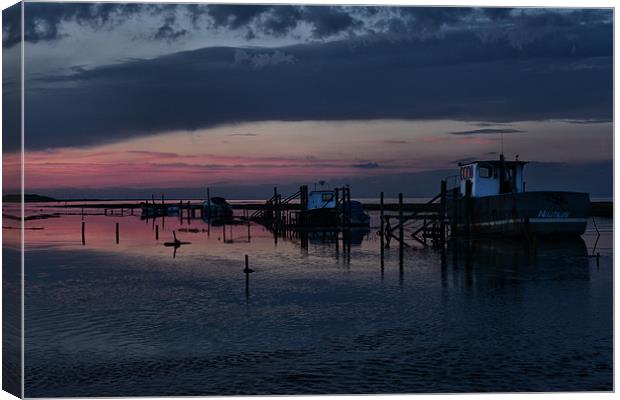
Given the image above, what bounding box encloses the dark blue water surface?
[19,205,612,396]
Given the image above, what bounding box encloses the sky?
[2,3,614,199]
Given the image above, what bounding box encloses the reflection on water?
[10,202,612,396]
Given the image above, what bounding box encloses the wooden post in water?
[451,187,459,239]
[300,185,308,227]
[398,193,404,243]
[115,222,119,244]
[81,221,85,245]
[380,191,385,266]
[398,192,404,268]
[243,254,253,298]
[155,225,159,240]
[206,187,211,220]
[222,224,226,242]
[273,187,279,224]
[346,186,351,226]
[465,180,473,237]
[335,188,340,226]
[440,180,447,244]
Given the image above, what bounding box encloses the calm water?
[5,202,612,396]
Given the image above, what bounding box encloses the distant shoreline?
[4,197,612,218]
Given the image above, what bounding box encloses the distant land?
[3,194,57,203]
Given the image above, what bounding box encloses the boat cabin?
[308,190,337,210]
[459,155,527,198]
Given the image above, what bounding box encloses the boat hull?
[454,191,590,237]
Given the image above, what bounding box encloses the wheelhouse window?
[479,164,493,179]
[321,193,333,202]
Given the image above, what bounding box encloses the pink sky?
[5,119,612,194]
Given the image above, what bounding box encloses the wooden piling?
[244,254,250,296]
[398,193,404,267]
[465,180,473,236]
[380,191,385,264]
[398,193,404,243]
[115,222,119,244]
[223,224,226,242]
[346,187,351,226]
[335,188,340,225]
[206,187,211,220]
[81,221,85,245]
[451,187,459,239]
[273,187,279,225]
[440,180,446,243]
[155,224,159,240]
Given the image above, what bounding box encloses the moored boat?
[202,196,233,220]
[305,189,370,227]
[453,155,589,237]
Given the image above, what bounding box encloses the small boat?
[305,189,370,227]
[453,154,589,237]
[203,196,233,220]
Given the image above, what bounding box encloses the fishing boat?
[306,189,370,227]
[202,196,233,220]
[453,155,589,237]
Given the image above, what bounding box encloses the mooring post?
[244,254,251,297]
[440,180,447,244]
[346,187,351,226]
[115,222,120,244]
[273,187,279,225]
[451,187,459,239]
[398,193,404,244]
[81,221,85,245]
[398,193,404,273]
[155,224,159,240]
[223,224,226,242]
[465,180,473,237]
[206,187,211,220]
[335,188,340,225]
[300,185,308,226]
[380,191,385,264]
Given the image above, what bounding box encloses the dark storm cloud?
[3,2,146,48]
[22,16,612,151]
[154,16,188,42]
[4,4,613,47]
[448,128,526,135]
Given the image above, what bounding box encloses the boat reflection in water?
[441,237,590,292]
[306,228,371,246]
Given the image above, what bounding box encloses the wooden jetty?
[247,185,369,230]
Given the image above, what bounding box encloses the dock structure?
[380,180,461,248]
[247,185,363,231]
